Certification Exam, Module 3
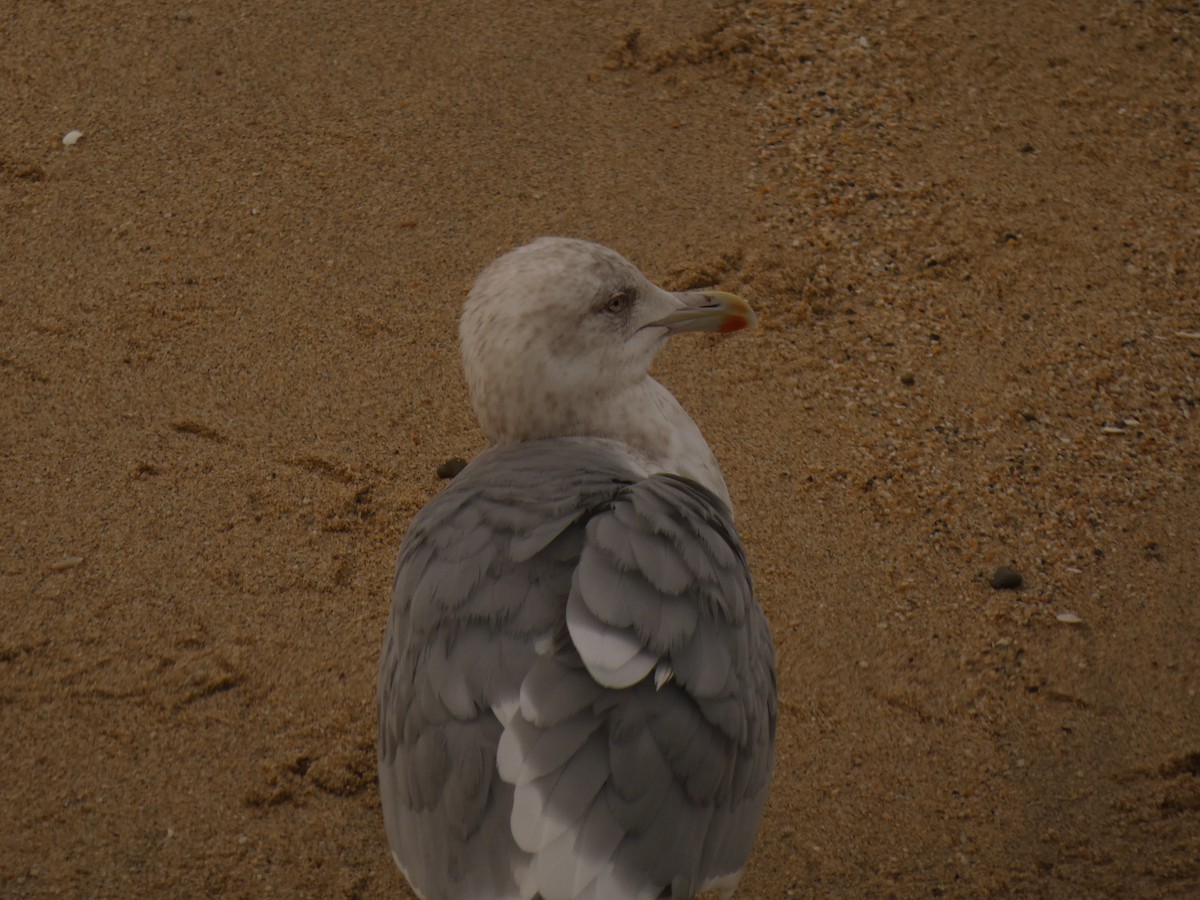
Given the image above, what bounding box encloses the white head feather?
[459,237,754,509]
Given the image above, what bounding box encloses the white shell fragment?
[62,129,83,146]
[1055,611,1084,625]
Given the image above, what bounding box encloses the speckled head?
[458,237,753,495]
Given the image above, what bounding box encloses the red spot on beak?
[719,315,749,334]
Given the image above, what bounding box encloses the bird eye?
[603,290,633,316]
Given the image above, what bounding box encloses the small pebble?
[436,457,468,479]
[62,130,83,146]
[1055,611,1083,625]
[989,566,1023,590]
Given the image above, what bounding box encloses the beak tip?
[718,313,754,334]
[715,293,757,333]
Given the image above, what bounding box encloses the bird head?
[460,237,754,446]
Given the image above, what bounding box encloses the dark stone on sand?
[990,566,1023,590]
[436,457,468,479]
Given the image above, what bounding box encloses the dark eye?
[603,289,634,316]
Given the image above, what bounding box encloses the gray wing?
[497,474,776,900]
[378,440,634,900]
[378,441,776,900]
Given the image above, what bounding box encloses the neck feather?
[479,377,731,510]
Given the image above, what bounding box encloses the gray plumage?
[377,239,776,900]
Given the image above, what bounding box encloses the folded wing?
[378,441,776,900]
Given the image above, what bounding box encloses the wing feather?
[504,472,776,899]
[379,441,775,900]
[519,656,604,726]
[378,440,635,899]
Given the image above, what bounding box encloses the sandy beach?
[2,1,1197,896]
